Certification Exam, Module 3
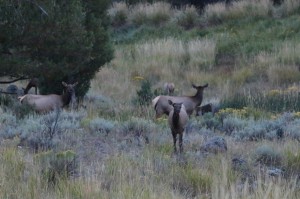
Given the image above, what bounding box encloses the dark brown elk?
[23,78,39,94]
[168,100,189,153]
[195,103,213,116]
[152,83,208,118]
[18,82,77,113]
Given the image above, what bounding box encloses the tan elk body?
[168,100,188,153]
[152,83,208,118]
[18,82,77,113]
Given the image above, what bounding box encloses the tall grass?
[203,0,273,24]
[276,42,300,65]
[3,140,298,199]
[128,2,172,26]
[91,37,217,102]
[220,86,300,113]
[282,0,300,15]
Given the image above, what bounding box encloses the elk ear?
[192,84,197,89]
[203,83,208,88]
[72,82,78,87]
[168,100,173,105]
[62,82,68,87]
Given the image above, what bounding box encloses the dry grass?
[203,0,273,24]
[128,2,172,26]
[2,136,300,198]
[187,39,217,70]
[174,5,200,29]
[91,37,217,102]
[282,0,300,15]
[276,42,300,64]
[267,64,300,85]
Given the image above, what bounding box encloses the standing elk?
[152,83,208,118]
[18,82,78,113]
[163,82,175,95]
[168,100,189,153]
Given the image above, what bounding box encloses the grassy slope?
[2,4,300,199]
[113,13,300,56]
[105,11,300,113]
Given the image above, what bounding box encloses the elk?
[23,78,39,94]
[152,83,208,118]
[163,82,175,95]
[195,103,213,116]
[18,82,78,113]
[168,100,189,153]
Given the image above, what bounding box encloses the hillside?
[1,0,300,198]
[95,0,300,113]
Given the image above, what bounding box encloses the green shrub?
[129,2,172,26]
[254,145,282,166]
[200,112,221,130]
[34,150,77,186]
[108,2,129,27]
[222,116,246,135]
[172,164,212,197]
[19,110,84,151]
[89,117,115,135]
[84,93,116,117]
[0,148,25,184]
[220,93,248,110]
[0,95,14,107]
[175,5,199,29]
[220,89,300,113]
[121,117,155,137]
[237,122,267,141]
[133,80,154,106]
[283,149,300,176]
[0,95,34,119]
[285,119,300,141]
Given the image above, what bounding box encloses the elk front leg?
[172,132,177,153]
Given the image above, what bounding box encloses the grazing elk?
[163,82,175,95]
[18,82,77,113]
[23,78,39,94]
[168,100,189,153]
[152,83,208,118]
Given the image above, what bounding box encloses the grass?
[2,0,300,198]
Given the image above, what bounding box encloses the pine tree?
[0,0,113,97]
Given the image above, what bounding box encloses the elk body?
[18,82,77,113]
[168,100,188,153]
[152,83,208,118]
[23,78,39,94]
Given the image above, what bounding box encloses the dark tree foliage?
[0,0,113,97]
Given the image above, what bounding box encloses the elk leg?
[172,132,177,153]
[179,133,183,153]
